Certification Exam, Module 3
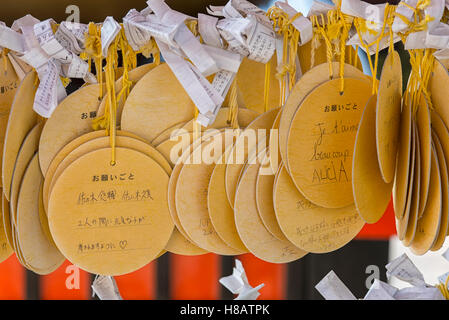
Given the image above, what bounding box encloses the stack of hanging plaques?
[393,58,449,255]
[272,62,372,254]
[0,51,20,264]
[2,71,64,274]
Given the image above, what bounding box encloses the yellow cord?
[227,79,239,129]
[105,37,120,166]
[84,23,104,100]
[263,61,271,112]
[436,275,449,300]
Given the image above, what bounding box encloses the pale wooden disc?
[176,132,244,255]
[269,110,281,175]
[48,147,174,275]
[165,228,208,256]
[0,56,20,188]
[235,162,307,263]
[429,59,449,129]
[396,121,417,242]
[353,95,393,224]
[402,122,420,246]
[237,56,280,114]
[43,130,146,214]
[97,63,158,122]
[279,63,369,173]
[2,71,38,201]
[274,165,364,253]
[225,108,280,208]
[393,97,412,219]
[152,121,189,147]
[430,131,449,252]
[1,192,13,250]
[256,152,287,241]
[38,180,56,247]
[376,50,403,183]
[287,78,371,208]
[208,144,248,252]
[430,110,449,239]
[165,132,222,244]
[39,83,104,176]
[45,135,173,214]
[10,123,43,225]
[166,134,215,251]
[121,63,197,142]
[416,97,432,219]
[0,189,13,263]
[16,155,64,274]
[410,146,442,255]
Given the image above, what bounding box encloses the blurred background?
[0,0,447,300]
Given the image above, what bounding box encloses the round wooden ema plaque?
[274,165,364,253]
[268,110,281,175]
[43,130,146,214]
[225,108,280,208]
[9,123,43,226]
[16,155,64,275]
[0,55,21,188]
[287,78,372,208]
[45,135,173,214]
[165,228,208,256]
[38,181,56,247]
[0,190,13,263]
[165,135,215,253]
[430,110,449,239]
[430,131,449,252]
[39,83,104,176]
[256,151,287,241]
[237,56,280,114]
[402,122,420,247]
[121,63,197,142]
[234,162,307,263]
[2,71,38,201]
[396,121,417,242]
[279,63,369,173]
[416,97,432,219]
[48,147,174,275]
[429,59,449,129]
[376,50,402,184]
[2,192,13,249]
[152,121,189,147]
[353,95,393,224]
[393,97,412,219]
[208,144,248,252]
[176,132,244,255]
[96,63,158,122]
[410,146,442,256]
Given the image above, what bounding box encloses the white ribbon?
[315,270,357,300]
[92,275,123,300]
[386,253,427,287]
[219,259,265,300]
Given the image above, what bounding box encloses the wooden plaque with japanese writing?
[48,147,173,275]
[274,165,364,253]
[279,63,369,173]
[39,83,104,176]
[234,163,307,263]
